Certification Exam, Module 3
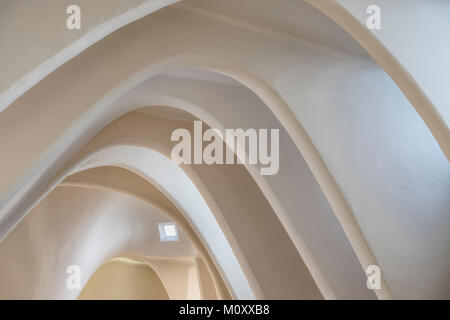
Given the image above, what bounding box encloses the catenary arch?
[1,0,448,160]
[3,5,448,299]
[33,95,336,299]
[2,46,448,299]
[34,142,323,299]
[92,76,376,301]
[93,78,448,300]
[3,87,346,300]
[306,0,450,160]
[2,0,448,299]
[0,184,203,299]
[13,146,258,299]
[0,165,231,299]
[61,166,231,300]
[1,8,448,296]
[0,0,446,300]
[0,55,391,299]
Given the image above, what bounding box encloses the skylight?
[158,222,179,242]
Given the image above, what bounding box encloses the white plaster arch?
[0,96,334,299]
[0,0,181,112]
[60,147,323,300]
[1,0,448,160]
[61,166,231,299]
[306,0,450,159]
[7,145,257,299]
[0,185,200,299]
[0,164,231,299]
[0,5,446,298]
[34,136,324,299]
[135,72,449,300]
[74,146,261,300]
[0,54,390,298]
[99,75,374,300]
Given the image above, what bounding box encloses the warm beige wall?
[64,166,231,300]
[196,256,218,299]
[78,260,169,300]
[140,257,202,300]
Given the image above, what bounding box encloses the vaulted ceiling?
[0,0,448,300]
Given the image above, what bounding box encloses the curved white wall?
[1,0,448,158]
[0,186,196,299]
[0,0,448,300]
